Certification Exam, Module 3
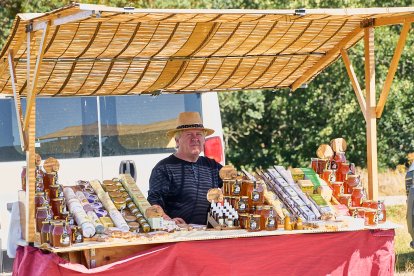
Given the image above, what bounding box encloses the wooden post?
[26,96,36,242]
[364,27,378,200]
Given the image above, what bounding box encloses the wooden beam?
[291,26,363,91]
[374,14,414,27]
[340,49,367,122]
[23,21,50,132]
[26,95,36,243]
[376,22,411,118]
[364,27,378,201]
[7,50,26,151]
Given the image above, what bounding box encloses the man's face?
[176,129,206,157]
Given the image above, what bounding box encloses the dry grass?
[387,204,414,274]
[356,168,406,196]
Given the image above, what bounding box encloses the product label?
[238,202,246,212]
[267,217,275,228]
[250,220,257,230]
[75,233,83,243]
[232,183,241,195]
[61,233,70,245]
[251,191,260,202]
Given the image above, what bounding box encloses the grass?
[387,204,414,274]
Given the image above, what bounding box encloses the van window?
[99,94,201,156]
[0,94,201,162]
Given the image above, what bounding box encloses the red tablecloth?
[13,229,395,276]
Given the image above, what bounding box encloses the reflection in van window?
[99,94,201,156]
[0,99,25,161]
[0,94,201,162]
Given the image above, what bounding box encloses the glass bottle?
[40,220,52,245]
[351,187,365,207]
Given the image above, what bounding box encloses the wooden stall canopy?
[0,3,413,242]
[0,3,413,97]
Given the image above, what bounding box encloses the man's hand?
[172,217,186,224]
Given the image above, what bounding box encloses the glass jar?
[254,205,263,215]
[370,200,387,224]
[364,208,378,226]
[241,180,254,197]
[36,206,53,232]
[322,169,335,184]
[231,196,239,209]
[141,223,151,232]
[108,191,123,199]
[239,213,249,229]
[338,194,352,207]
[35,192,47,209]
[361,200,374,208]
[344,175,360,194]
[43,172,56,199]
[316,159,329,175]
[52,221,71,248]
[113,197,126,210]
[49,184,60,199]
[237,196,248,213]
[247,214,261,232]
[336,162,350,183]
[51,198,64,219]
[348,207,358,218]
[249,182,264,207]
[231,180,241,196]
[330,182,344,199]
[71,226,84,244]
[357,207,366,219]
[261,206,277,231]
[128,222,140,233]
[40,220,52,245]
[222,180,233,196]
[351,187,365,207]
[311,158,318,173]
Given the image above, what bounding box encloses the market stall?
[0,3,413,275]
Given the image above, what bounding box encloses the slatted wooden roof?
[0,3,413,96]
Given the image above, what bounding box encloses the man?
[148,112,223,225]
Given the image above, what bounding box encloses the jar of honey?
[351,187,365,207]
[344,174,360,194]
[71,226,84,244]
[128,222,140,233]
[322,169,335,184]
[357,207,366,219]
[364,208,378,226]
[108,191,123,199]
[316,159,329,175]
[239,213,249,229]
[370,200,386,223]
[338,194,352,207]
[330,182,344,199]
[348,207,358,218]
[40,220,52,245]
[43,172,56,199]
[261,206,277,231]
[241,180,254,197]
[247,214,261,232]
[336,162,350,182]
[223,180,234,196]
[141,223,151,232]
[237,196,248,213]
[52,221,71,248]
[249,181,264,207]
[51,198,64,219]
[36,206,53,232]
[105,185,119,193]
[231,180,241,196]
[35,192,47,209]
[49,184,60,199]
[113,197,126,210]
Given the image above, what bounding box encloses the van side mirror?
[119,160,137,181]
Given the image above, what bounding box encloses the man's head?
[168,112,214,162]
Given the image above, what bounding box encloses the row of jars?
[349,200,386,225]
[40,219,83,248]
[222,180,265,207]
[102,179,151,233]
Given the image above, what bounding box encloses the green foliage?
[0,0,413,170]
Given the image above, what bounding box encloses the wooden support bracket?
[23,21,50,132]
[7,50,27,151]
[376,22,411,118]
[340,49,367,122]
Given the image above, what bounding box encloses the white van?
[0,92,224,254]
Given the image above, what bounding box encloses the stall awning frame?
[0,3,412,243]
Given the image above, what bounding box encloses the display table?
[12,228,395,276]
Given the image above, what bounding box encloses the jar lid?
[112,197,126,204]
[52,197,63,201]
[124,215,137,222]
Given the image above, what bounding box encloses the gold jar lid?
[105,186,118,192]
[239,213,248,217]
[109,191,123,198]
[124,215,137,222]
[112,197,126,204]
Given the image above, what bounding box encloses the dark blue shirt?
[148,154,223,225]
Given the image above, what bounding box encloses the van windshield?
[0,94,201,162]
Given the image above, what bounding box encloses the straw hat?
[167,112,214,139]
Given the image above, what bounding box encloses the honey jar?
[40,220,52,245]
[52,221,71,248]
[247,214,261,232]
[261,206,277,231]
[239,213,249,229]
[241,180,254,197]
[364,208,378,226]
[35,192,47,209]
[344,174,360,194]
[36,206,53,232]
[330,182,344,199]
[112,197,126,210]
[51,198,64,219]
[351,187,365,207]
[338,194,352,207]
[49,184,60,199]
